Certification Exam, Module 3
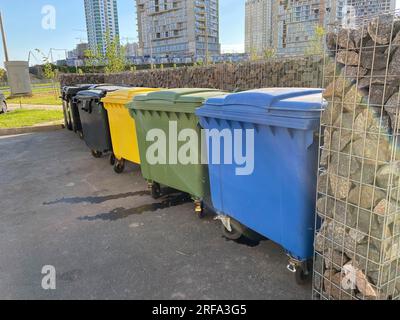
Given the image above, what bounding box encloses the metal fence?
[314,9,400,300]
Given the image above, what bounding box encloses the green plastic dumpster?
[128,88,226,217]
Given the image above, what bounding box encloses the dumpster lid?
[134,88,224,104]
[101,87,160,105]
[76,86,127,100]
[196,88,326,130]
[203,88,324,110]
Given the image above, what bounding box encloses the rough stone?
[360,50,389,71]
[326,32,337,52]
[348,185,386,209]
[342,66,368,81]
[316,196,355,227]
[330,152,360,178]
[60,58,325,92]
[366,85,398,107]
[368,14,400,45]
[350,162,377,185]
[317,172,330,195]
[388,47,400,78]
[337,50,360,66]
[374,199,398,216]
[351,138,391,164]
[323,269,353,300]
[377,162,400,189]
[337,29,357,49]
[334,112,356,130]
[342,85,366,112]
[329,171,352,199]
[314,253,325,291]
[325,248,350,271]
[331,129,352,152]
[384,92,400,131]
[324,76,352,99]
[321,98,342,126]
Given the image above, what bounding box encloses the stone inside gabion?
[315,13,400,300]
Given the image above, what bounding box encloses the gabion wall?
[59,57,323,91]
[314,12,400,300]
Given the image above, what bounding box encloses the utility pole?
[0,11,9,62]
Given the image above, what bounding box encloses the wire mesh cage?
[313,9,400,300]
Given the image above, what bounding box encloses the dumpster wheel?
[194,200,205,219]
[114,159,125,174]
[91,150,103,158]
[288,259,312,286]
[149,182,162,199]
[110,154,116,166]
[221,218,246,241]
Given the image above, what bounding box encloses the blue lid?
[196,88,326,130]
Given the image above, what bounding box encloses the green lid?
[131,88,227,113]
[134,88,224,104]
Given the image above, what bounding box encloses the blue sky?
[0,0,245,66]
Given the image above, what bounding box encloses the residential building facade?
[245,0,277,56]
[136,0,220,58]
[344,0,396,27]
[84,0,120,55]
[276,0,345,56]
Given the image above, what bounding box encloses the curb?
[0,123,64,136]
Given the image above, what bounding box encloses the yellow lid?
[102,87,162,105]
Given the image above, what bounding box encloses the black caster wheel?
[221,218,246,241]
[114,160,125,174]
[91,150,103,158]
[295,261,312,286]
[110,154,116,166]
[194,201,205,219]
[150,183,162,199]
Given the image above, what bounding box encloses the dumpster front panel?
[131,108,208,199]
[64,85,95,133]
[129,89,226,199]
[102,88,161,165]
[196,88,324,261]
[78,99,112,152]
[202,118,319,260]
[105,103,140,164]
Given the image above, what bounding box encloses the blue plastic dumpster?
[196,88,326,284]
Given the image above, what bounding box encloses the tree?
[84,48,102,73]
[250,47,259,61]
[104,34,127,74]
[263,48,276,60]
[304,26,326,56]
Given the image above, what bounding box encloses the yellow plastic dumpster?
[102,87,161,173]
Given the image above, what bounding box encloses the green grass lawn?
[0,109,63,128]
[1,83,61,106]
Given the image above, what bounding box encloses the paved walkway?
[0,130,311,300]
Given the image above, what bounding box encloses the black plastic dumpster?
[75,86,128,158]
[61,84,95,134]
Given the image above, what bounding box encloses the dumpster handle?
[82,100,94,113]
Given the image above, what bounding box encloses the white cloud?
[221,44,245,54]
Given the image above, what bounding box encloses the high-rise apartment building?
[136,0,220,58]
[276,0,344,56]
[344,0,396,27]
[84,0,120,55]
[245,0,278,55]
[275,0,396,56]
